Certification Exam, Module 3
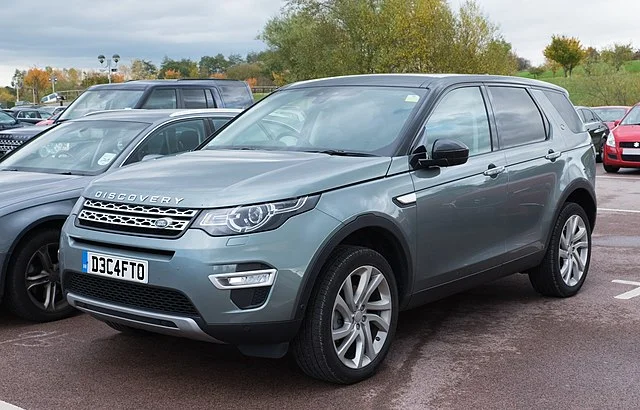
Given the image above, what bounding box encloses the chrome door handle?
[545,150,562,161]
[483,166,505,177]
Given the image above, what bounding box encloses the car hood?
[612,125,640,142]
[85,150,393,208]
[0,122,25,131]
[0,171,89,212]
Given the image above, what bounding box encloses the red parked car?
[602,104,640,173]
[592,106,631,130]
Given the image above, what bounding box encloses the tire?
[603,164,619,173]
[529,203,592,298]
[103,321,149,335]
[5,229,76,322]
[292,246,399,384]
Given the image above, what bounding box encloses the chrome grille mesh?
[77,199,198,237]
[0,139,24,153]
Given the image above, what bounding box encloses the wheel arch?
[0,216,68,301]
[293,213,415,321]
[545,179,597,251]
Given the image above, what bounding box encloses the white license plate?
[622,148,640,155]
[82,251,148,284]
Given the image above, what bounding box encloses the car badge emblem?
[155,218,172,229]
[635,142,639,148]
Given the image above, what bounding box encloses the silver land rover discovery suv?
[60,75,596,384]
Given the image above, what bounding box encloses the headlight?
[606,131,616,147]
[195,195,319,236]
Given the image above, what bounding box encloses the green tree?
[130,59,158,80]
[528,66,545,79]
[543,35,585,77]
[158,57,198,79]
[198,54,229,76]
[227,53,245,66]
[261,0,515,84]
[601,43,634,71]
[226,63,263,81]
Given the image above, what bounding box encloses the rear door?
[580,108,608,149]
[488,85,563,260]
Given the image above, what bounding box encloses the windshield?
[59,89,145,120]
[0,120,149,175]
[621,106,640,126]
[0,110,16,125]
[204,86,426,156]
[593,108,628,122]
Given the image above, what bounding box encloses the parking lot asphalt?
[1,166,639,410]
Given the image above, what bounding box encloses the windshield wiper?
[305,149,377,157]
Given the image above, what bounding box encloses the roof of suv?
[72,108,243,123]
[87,79,249,91]
[282,74,566,93]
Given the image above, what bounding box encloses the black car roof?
[281,74,567,93]
[86,79,247,91]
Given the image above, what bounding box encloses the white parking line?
[612,280,640,300]
[596,176,637,180]
[0,401,23,410]
[598,208,640,214]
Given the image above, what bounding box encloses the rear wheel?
[603,164,619,173]
[292,246,398,384]
[529,203,591,297]
[5,229,75,322]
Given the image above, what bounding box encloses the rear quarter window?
[541,90,584,133]
[218,82,253,108]
[488,86,547,149]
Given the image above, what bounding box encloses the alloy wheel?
[24,243,68,312]
[331,265,392,369]
[558,215,589,287]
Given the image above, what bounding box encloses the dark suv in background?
[57,79,254,121]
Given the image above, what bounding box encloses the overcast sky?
[2,0,639,87]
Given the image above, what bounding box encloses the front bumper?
[60,208,341,344]
[603,144,640,168]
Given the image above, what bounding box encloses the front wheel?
[529,203,591,297]
[5,229,75,322]
[292,246,398,384]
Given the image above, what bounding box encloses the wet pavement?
[1,166,639,409]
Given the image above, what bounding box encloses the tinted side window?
[126,119,206,165]
[218,82,252,108]
[425,87,492,156]
[182,89,207,109]
[142,89,177,109]
[489,87,546,149]
[206,90,216,108]
[542,90,583,133]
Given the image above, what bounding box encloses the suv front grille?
[77,199,198,237]
[0,138,24,154]
[620,142,640,148]
[64,271,199,316]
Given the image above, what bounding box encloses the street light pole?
[98,54,121,84]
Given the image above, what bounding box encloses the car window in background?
[218,82,252,108]
[0,110,16,125]
[0,120,149,175]
[489,87,546,149]
[621,106,640,125]
[142,89,177,109]
[206,86,426,156]
[583,109,597,122]
[60,90,145,120]
[182,89,207,109]
[542,90,584,133]
[592,108,628,122]
[425,87,492,156]
[125,119,207,165]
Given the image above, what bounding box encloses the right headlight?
[606,130,616,147]
[194,195,320,236]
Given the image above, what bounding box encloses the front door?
[410,86,508,291]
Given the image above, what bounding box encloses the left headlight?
[195,195,320,236]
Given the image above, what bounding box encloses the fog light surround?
[209,269,277,289]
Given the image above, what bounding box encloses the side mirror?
[415,139,469,169]
[141,154,163,162]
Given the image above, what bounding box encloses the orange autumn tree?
[164,69,181,79]
[23,68,49,102]
[245,77,258,89]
